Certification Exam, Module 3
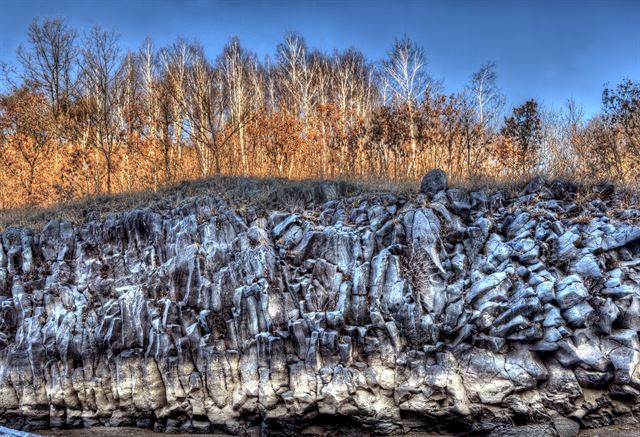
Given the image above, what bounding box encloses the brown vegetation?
[1,19,639,211]
[0,175,412,231]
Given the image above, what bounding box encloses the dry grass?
[2,173,639,232]
[401,244,436,299]
[0,176,414,231]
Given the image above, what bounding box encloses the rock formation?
[1,179,640,436]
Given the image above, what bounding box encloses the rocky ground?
[1,176,640,436]
[39,426,234,436]
[36,425,640,437]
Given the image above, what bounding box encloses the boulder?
[419,168,448,194]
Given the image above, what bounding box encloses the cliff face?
[1,180,640,436]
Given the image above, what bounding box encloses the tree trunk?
[106,154,112,194]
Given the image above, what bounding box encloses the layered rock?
[1,180,640,435]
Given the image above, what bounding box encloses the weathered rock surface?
[1,180,640,436]
[419,169,448,195]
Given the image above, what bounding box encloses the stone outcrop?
[1,180,640,436]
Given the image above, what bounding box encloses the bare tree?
[218,37,257,175]
[78,26,122,193]
[139,38,178,187]
[181,44,243,176]
[382,36,431,177]
[276,32,316,122]
[140,38,161,187]
[17,18,77,118]
[470,62,504,129]
[184,44,216,176]
[116,51,145,190]
[464,62,504,175]
[160,38,193,178]
[0,62,19,94]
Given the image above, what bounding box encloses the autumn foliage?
[0,19,639,209]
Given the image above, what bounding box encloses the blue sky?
[1,0,639,116]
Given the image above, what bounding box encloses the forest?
[0,18,639,209]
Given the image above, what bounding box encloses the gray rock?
[556,231,579,260]
[621,296,640,330]
[552,415,580,437]
[562,301,596,328]
[574,367,613,388]
[490,424,556,437]
[555,275,589,309]
[602,226,640,251]
[572,254,601,279]
[596,297,620,334]
[419,168,448,194]
[537,281,556,304]
[506,212,531,238]
[467,271,509,306]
